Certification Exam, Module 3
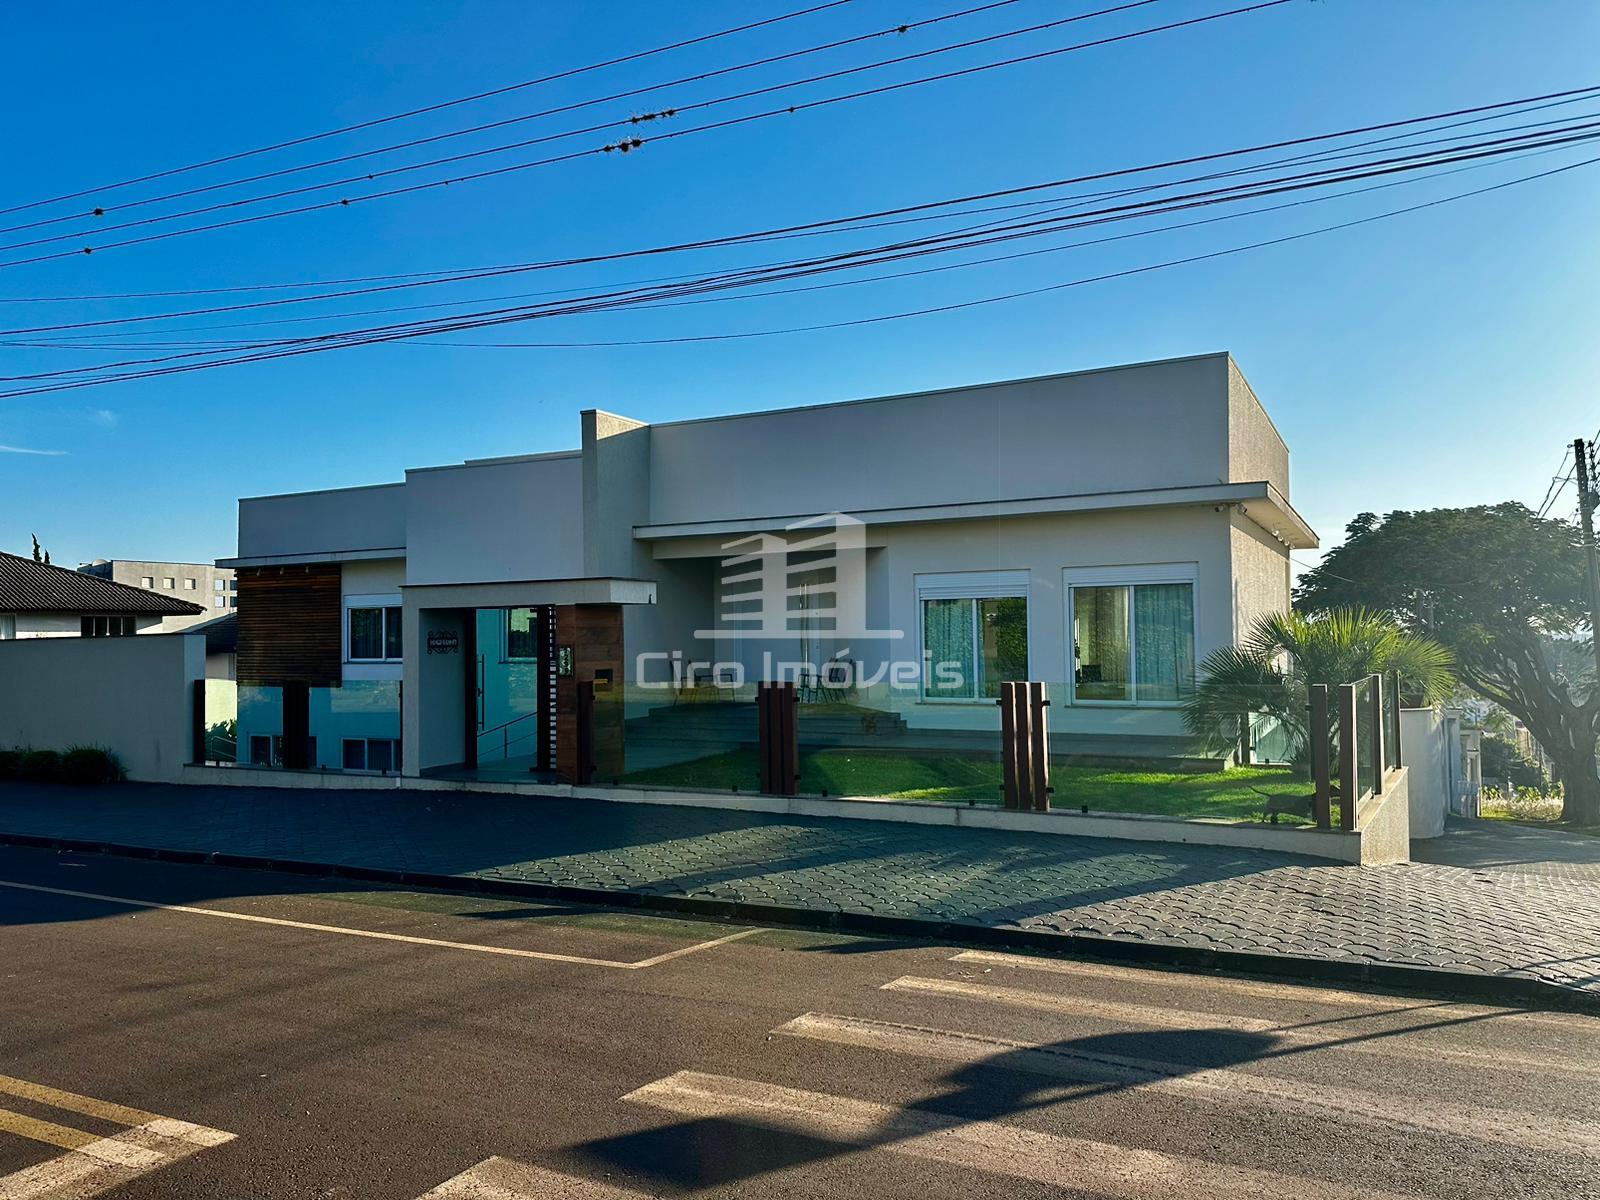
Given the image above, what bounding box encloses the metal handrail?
[476,709,540,762]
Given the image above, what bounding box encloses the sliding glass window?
[1070,575,1195,704]
[349,606,402,662]
[918,573,1029,700]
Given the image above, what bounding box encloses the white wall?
[404,455,583,587]
[0,633,204,781]
[404,606,469,773]
[636,505,1238,739]
[1400,707,1449,839]
[341,558,405,683]
[237,483,406,560]
[1228,514,1291,642]
[646,355,1242,527]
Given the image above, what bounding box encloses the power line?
[0,0,1039,242]
[1,145,1591,399]
[0,0,1296,271]
[18,137,1569,353]
[13,120,1600,375]
[0,0,857,221]
[7,81,1592,336]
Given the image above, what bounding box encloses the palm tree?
[1185,608,1456,770]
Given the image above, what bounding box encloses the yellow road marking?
[0,878,755,969]
[0,1119,235,1200]
[0,1075,159,1128]
[0,1109,97,1153]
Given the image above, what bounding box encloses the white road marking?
[0,878,755,969]
[777,1012,1600,1159]
[622,1070,1428,1200]
[417,1156,651,1199]
[882,975,1599,1077]
[0,1118,234,1200]
[949,949,1595,1031]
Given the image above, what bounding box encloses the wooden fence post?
[191,678,207,765]
[1027,681,1051,812]
[575,680,595,786]
[757,682,798,796]
[281,682,310,770]
[999,681,1020,809]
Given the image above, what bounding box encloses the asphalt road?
[0,843,1594,1200]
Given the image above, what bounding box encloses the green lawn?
[619,748,1321,824]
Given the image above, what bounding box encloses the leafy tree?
[1296,504,1600,824]
[1185,608,1455,770]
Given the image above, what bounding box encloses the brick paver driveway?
[2,783,1597,997]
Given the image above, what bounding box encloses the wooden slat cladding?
[555,604,624,783]
[236,564,343,687]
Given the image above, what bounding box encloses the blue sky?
[1,0,1596,570]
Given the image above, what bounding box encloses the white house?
[221,353,1316,783]
[0,552,205,639]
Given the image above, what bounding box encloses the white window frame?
[914,570,1030,703]
[344,592,403,664]
[1064,563,1198,708]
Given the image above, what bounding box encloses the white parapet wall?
[0,633,204,782]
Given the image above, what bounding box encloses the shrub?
[0,745,124,785]
[18,749,61,781]
[59,745,126,786]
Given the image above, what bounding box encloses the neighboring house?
[222,352,1318,781]
[77,559,237,631]
[188,611,238,680]
[0,552,205,638]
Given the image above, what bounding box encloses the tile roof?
[0,552,207,615]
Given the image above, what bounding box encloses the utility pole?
[1573,437,1600,671]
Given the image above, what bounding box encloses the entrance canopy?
[400,576,656,610]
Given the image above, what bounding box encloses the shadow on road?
[568,1027,1279,1191]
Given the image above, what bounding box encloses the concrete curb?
[2,829,1595,1014]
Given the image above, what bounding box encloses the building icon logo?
[695,512,902,643]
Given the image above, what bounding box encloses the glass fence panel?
[1035,682,1321,824]
[795,674,1001,803]
[317,681,401,772]
[1384,678,1402,771]
[235,684,283,767]
[1354,678,1376,803]
[201,679,238,763]
[232,682,401,772]
[616,678,759,793]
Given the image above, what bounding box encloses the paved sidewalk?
[2,782,1598,999]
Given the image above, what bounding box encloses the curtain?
[349,608,383,660]
[978,597,1028,698]
[1074,586,1130,701]
[922,598,975,698]
[1134,583,1195,702]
